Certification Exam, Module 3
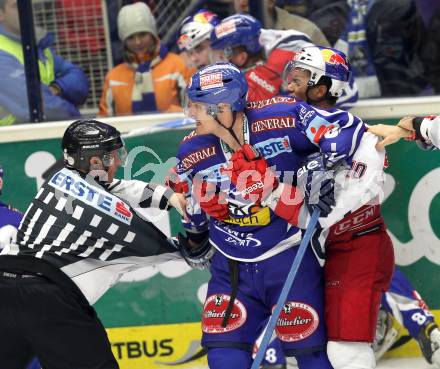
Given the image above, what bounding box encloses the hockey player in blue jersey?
[0,167,41,369]
[0,165,22,251]
[375,267,440,367]
[173,61,365,368]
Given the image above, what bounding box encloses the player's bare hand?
[397,116,415,131]
[170,192,189,221]
[367,124,412,150]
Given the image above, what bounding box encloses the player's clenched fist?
[223,144,278,204]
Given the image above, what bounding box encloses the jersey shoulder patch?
[48,168,133,225]
[182,129,197,143]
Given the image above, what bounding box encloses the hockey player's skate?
[417,322,440,367]
[373,308,399,360]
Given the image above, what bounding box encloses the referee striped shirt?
[4,168,181,304]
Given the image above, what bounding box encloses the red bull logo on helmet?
[320,49,348,70]
[193,10,216,24]
[177,33,191,50]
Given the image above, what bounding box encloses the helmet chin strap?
[212,111,243,150]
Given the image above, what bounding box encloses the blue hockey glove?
[298,153,336,218]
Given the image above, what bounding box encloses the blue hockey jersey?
[176,96,365,262]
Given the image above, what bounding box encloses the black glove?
[173,232,215,270]
[298,153,336,218]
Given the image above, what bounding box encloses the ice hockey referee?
[0,119,213,368]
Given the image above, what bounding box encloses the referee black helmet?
[62,119,126,172]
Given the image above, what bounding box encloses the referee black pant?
[0,274,119,369]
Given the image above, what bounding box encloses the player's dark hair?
[317,76,338,106]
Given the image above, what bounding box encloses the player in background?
[368,116,440,150]
[209,14,311,102]
[369,116,440,367]
[177,9,312,76]
[173,61,369,368]
[209,13,358,108]
[262,265,440,369]
[374,267,440,367]
[0,165,22,251]
[282,46,395,369]
[177,9,220,70]
[233,0,330,47]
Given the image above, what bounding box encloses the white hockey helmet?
[284,46,351,98]
[178,9,219,51]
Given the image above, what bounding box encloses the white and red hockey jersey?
[321,131,387,229]
[307,132,387,260]
[416,116,440,149]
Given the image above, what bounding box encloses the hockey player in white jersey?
[368,115,440,150]
[282,46,395,369]
[0,119,212,369]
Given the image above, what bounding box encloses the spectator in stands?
[55,0,104,55]
[0,0,88,125]
[309,0,428,98]
[99,2,192,116]
[233,0,330,46]
[418,0,440,94]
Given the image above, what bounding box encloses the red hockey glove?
[223,144,278,204]
[193,179,229,220]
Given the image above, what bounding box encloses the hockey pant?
[325,216,394,342]
[201,246,332,368]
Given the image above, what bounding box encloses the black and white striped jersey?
[4,167,181,304]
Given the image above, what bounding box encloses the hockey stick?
[250,208,321,369]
